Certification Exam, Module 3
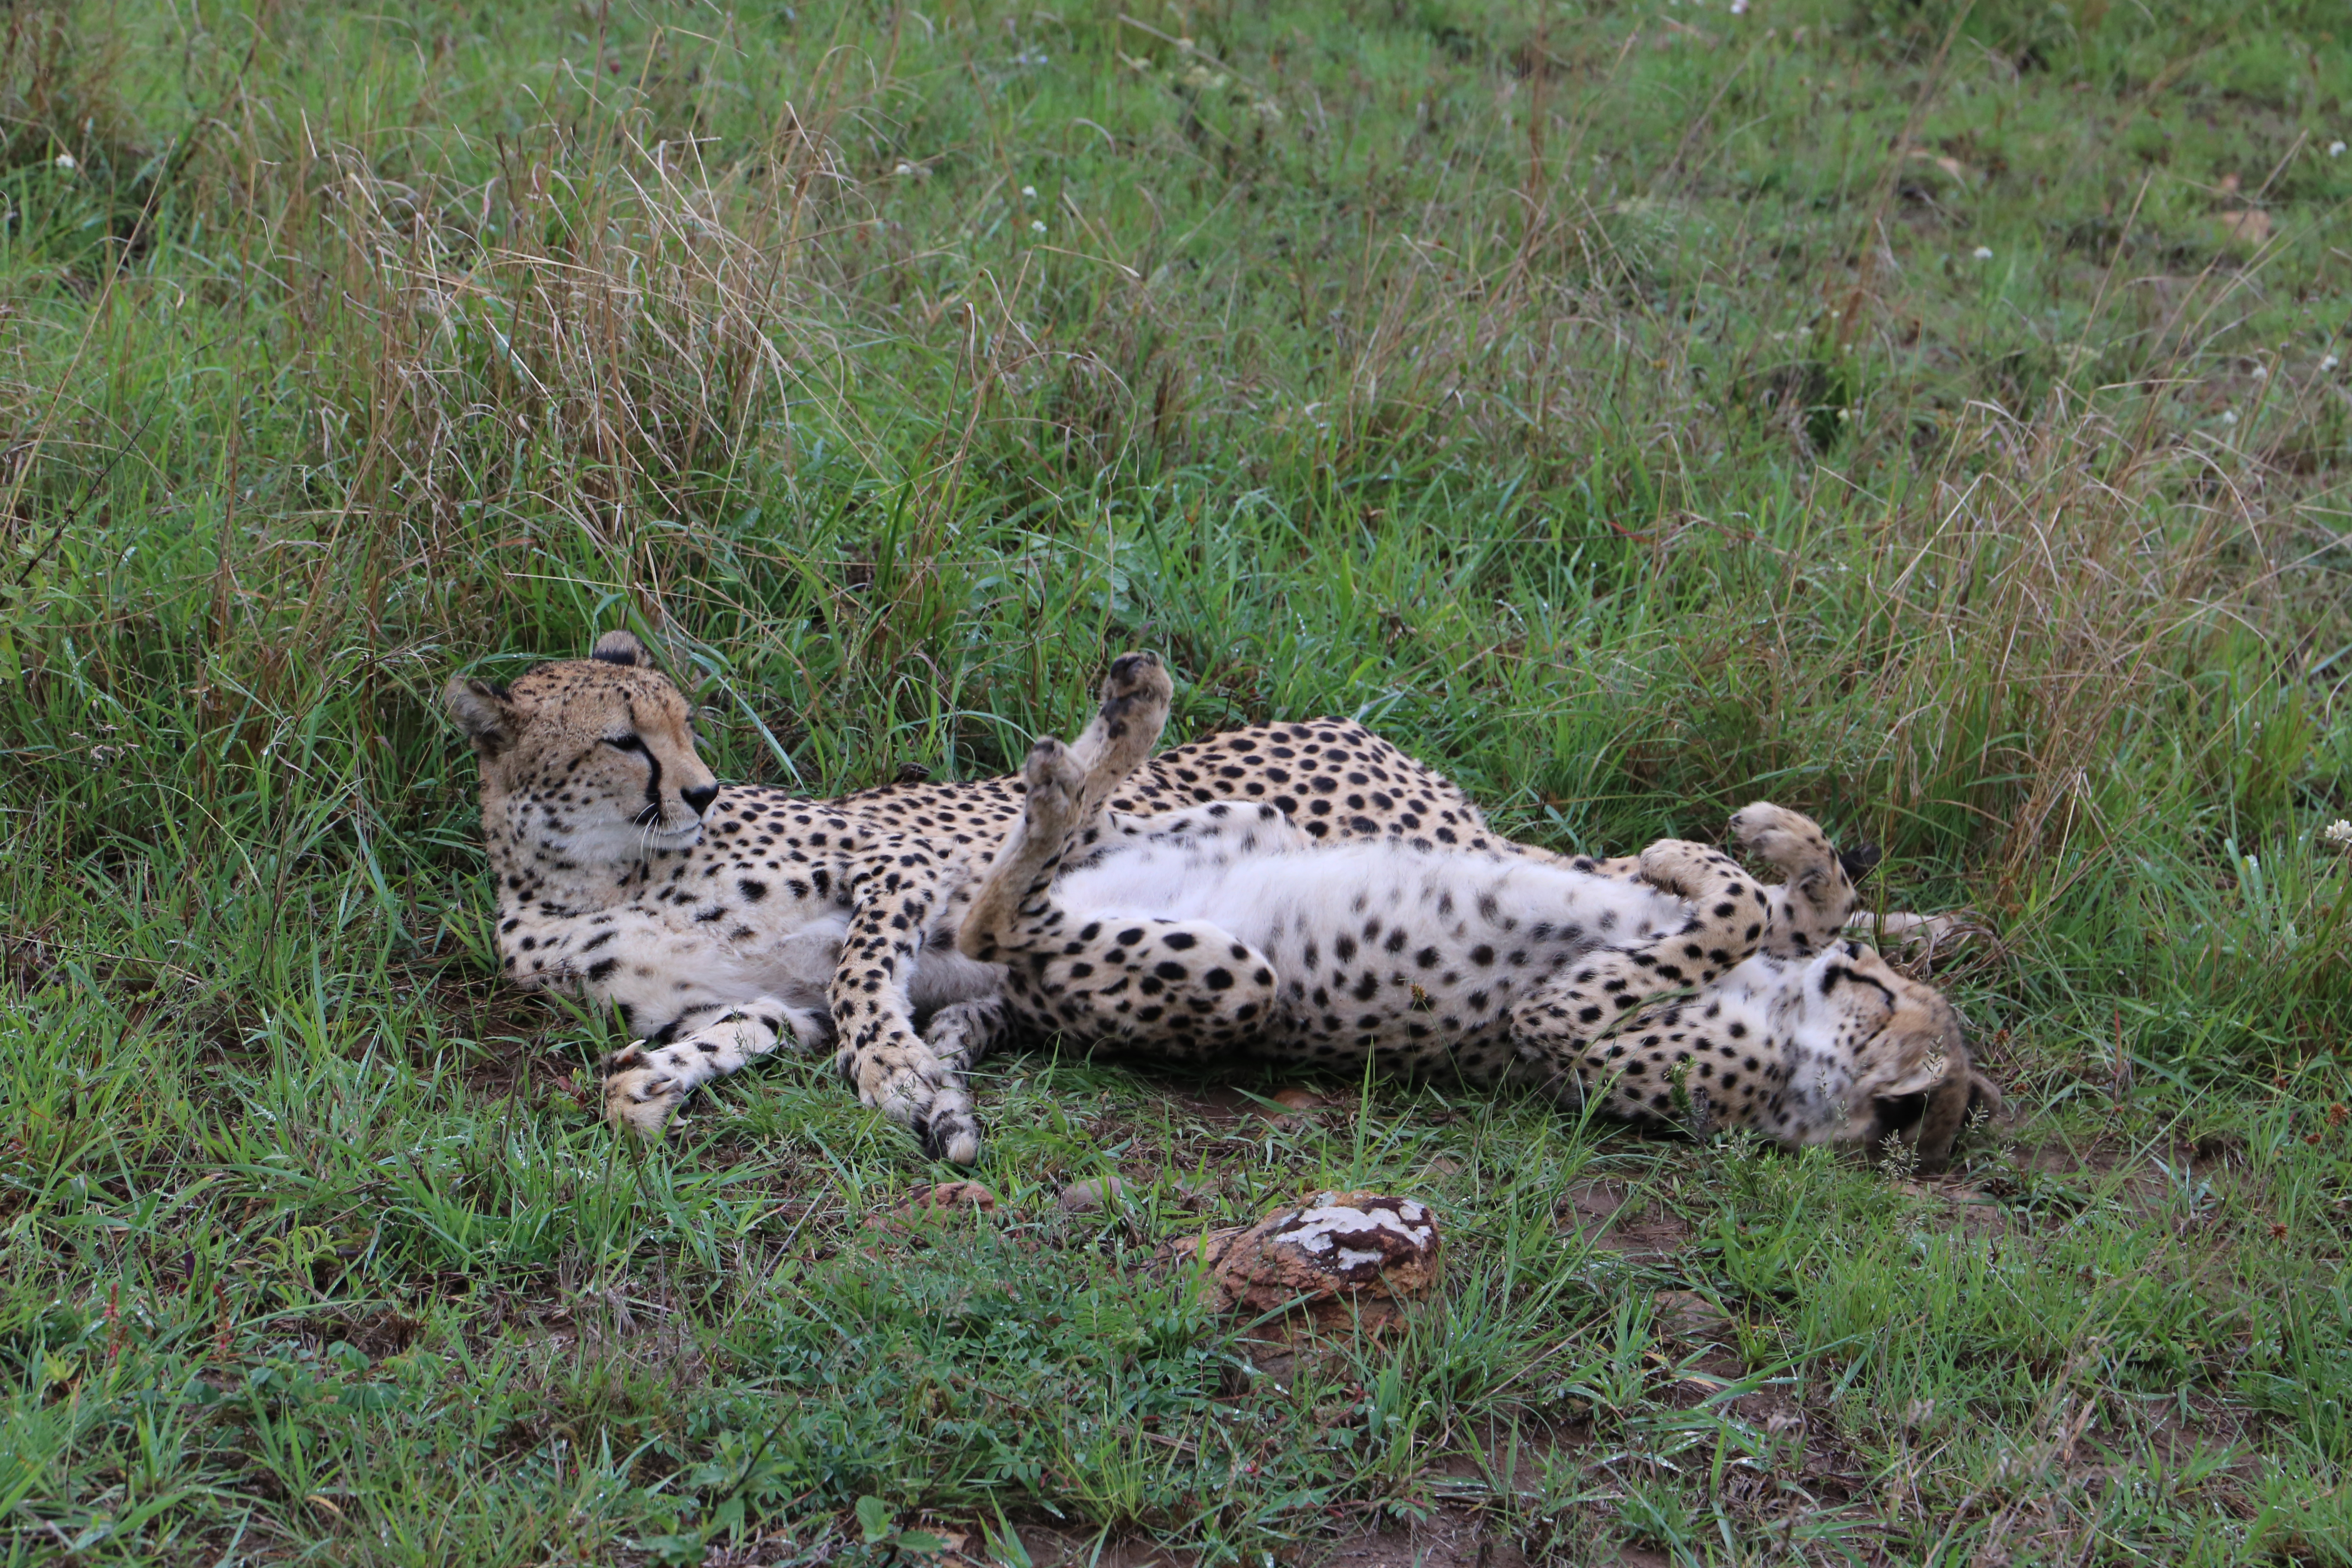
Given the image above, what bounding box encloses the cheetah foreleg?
[1727,802,1860,959]
[830,869,988,1167]
[1507,837,1773,1105]
[603,997,826,1136]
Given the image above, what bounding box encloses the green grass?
[3,0,2351,1560]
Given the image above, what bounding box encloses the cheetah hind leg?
[1064,650,1175,816]
[958,725,1281,1063]
[960,652,1172,964]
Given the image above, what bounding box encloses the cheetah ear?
[444,677,517,757]
[1837,842,1882,884]
[591,630,643,667]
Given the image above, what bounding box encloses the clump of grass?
[2,0,2349,1561]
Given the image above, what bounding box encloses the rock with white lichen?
[1161,1191,1442,1317]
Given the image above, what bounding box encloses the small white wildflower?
[1730,0,1748,12]
[2332,141,2347,157]
[2251,364,2268,380]
[2323,819,2352,847]
[1973,245,1994,260]
[54,152,76,171]
[2220,410,2238,425]
[894,161,914,176]
[2323,355,2341,372]
[1030,219,1046,234]
[1020,184,1037,198]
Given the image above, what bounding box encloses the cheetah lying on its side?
[445,631,1532,1165]
[953,654,2001,1170]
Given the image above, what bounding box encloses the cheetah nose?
[681,781,720,817]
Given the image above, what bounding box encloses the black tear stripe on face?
[1817,963,1896,1007]
[619,704,665,827]
[1873,1090,1929,1137]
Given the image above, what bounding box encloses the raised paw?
[1728,803,1836,877]
[603,1044,687,1137]
[1099,649,1174,717]
[1069,650,1173,796]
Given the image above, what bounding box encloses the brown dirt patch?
[1557,1179,1691,1258]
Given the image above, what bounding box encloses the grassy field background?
[4,0,2352,1560]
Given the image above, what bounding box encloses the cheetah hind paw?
[1098,648,1174,721]
[1068,650,1175,800]
[601,1044,687,1137]
[1021,735,1090,838]
[915,1102,984,1166]
[1634,838,1736,903]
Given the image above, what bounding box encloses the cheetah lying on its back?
[445,631,1525,1164]
[950,654,2001,1170]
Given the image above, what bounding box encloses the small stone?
[1653,1289,1735,1344]
[1057,1176,1128,1214]
[1163,1191,1442,1318]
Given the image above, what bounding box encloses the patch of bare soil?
[1556,1179,1691,1259]
[1003,1525,1187,1568]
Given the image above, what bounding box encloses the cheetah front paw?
[915,1101,984,1166]
[1635,839,1734,903]
[602,1044,687,1137]
[1727,803,1832,875]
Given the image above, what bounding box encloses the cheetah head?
[444,631,721,867]
[1816,944,2003,1175]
